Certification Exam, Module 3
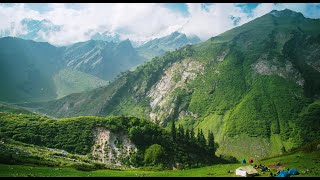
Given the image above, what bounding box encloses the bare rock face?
[216,49,230,62]
[92,127,137,166]
[146,58,204,125]
[252,53,305,86]
[304,42,320,73]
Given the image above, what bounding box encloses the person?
[269,172,273,177]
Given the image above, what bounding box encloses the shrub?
[92,162,107,169]
[72,163,96,171]
[144,144,165,166]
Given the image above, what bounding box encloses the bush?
[92,162,107,169]
[301,140,320,153]
[144,144,165,166]
[72,163,96,171]
[141,164,165,171]
[219,155,239,163]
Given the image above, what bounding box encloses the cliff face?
[92,127,137,166]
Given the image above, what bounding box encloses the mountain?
[0,18,61,42]
[90,31,121,43]
[19,18,61,42]
[137,31,201,59]
[0,37,145,103]
[0,37,64,103]
[25,9,320,160]
[63,39,146,81]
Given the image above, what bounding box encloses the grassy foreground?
[0,151,319,177]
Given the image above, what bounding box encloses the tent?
[236,166,258,177]
[241,159,246,164]
[275,170,290,177]
[249,159,253,163]
[288,168,299,175]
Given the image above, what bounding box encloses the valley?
[18,9,320,160]
[0,7,319,177]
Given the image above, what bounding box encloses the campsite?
[0,147,319,177]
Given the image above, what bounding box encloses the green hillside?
[0,102,35,115]
[0,37,63,103]
[20,9,320,160]
[0,112,226,169]
[53,68,108,99]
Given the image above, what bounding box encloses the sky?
[0,3,320,46]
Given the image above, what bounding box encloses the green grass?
[0,150,319,177]
[0,102,34,115]
[194,111,230,143]
[53,68,109,99]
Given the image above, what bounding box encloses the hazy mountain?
[19,18,61,42]
[0,37,63,102]
[90,31,121,43]
[137,31,201,59]
[63,39,146,81]
[0,18,61,42]
[0,37,145,102]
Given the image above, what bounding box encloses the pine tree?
[207,130,215,156]
[199,129,206,147]
[177,124,184,141]
[190,127,195,143]
[185,128,190,143]
[197,128,201,144]
[179,125,185,140]
[171,120,176,141]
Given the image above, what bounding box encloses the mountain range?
[19,9,320,160]
[0,26,200,102]
[0,9,319,161]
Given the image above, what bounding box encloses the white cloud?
[180,3,253,40]
[37,3,187,45]
[252,3,320,19]
[0,4,41,36]
[0,3,319,46]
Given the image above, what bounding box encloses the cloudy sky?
[0,3,320,46]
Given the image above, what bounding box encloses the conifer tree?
[185,128,190,143]
[199,129,206,147]
[171,120,176,141]
[207,130,215,156]
[190,127,195,143]
[197,128,201,144]
[178,125,185,140]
